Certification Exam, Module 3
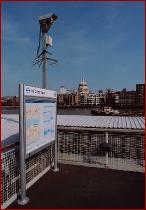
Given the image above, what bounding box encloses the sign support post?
[53,103,59,172]
[18,84,29,205]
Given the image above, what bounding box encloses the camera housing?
[39,13,58,33]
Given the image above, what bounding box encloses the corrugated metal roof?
[57,115,145,130]
[1,114,145,143]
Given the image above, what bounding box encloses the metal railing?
[1,144,55,209]
[1,130,145,208]
[57,130,144,172]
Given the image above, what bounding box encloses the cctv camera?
[39,13,58,33]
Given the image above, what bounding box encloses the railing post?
[105,132,108,168]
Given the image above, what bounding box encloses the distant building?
[115,90,136,108]
[58,80,107,107]
[57,86,79,106]
[58,86,67,94]
[136,84,145,106]
[78,78,105,106]
[78,78,89,96]
[105,89,115,107]
[114,84,145,108]
[77,78,89,106]
[57,82,144,109]
[80,93,105,106]
[1,96,19,106]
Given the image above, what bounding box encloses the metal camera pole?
[39,13,59,172]
[42,32,48,89]
[41,30,59,171]
[39,13,57,89]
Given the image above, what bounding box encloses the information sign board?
[23,85,57,157]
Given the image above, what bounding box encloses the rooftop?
[2,114,144,148]
[57,115,144,131]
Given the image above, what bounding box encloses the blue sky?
[2,2,144,96]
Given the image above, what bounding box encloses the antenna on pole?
[33,13,58,89]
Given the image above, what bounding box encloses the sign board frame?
[18,84,58,205]
[23,84,57,158]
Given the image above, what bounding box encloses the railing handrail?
[2,142,19,153]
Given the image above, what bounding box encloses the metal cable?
[37,25,41,56]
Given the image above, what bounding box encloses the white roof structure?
[1,114,144,148]
[57,115,144,131]
[2,115,19,148]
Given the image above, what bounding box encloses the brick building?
[136,84,145,107]
[115,90,136,108]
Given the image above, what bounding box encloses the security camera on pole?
[33,13,58,89]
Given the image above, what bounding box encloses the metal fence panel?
[1,144,54,209]
[58,130,144,173]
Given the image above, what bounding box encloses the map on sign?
[26,105,40,140]
[25,102,56,155]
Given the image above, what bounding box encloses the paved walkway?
[10,164,144,208]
